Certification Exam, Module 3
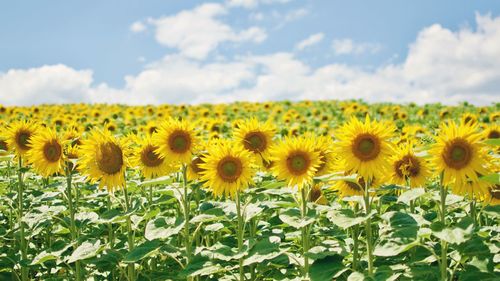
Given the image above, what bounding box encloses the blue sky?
[1,0,500,105]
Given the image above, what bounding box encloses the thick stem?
[236,189,245,281]
[439,176,448,281]
[17,157,28,281]
[300,186,310,277]
[66,165,82,281]
[364,179,374,277]
[181,165,192,266]
[123,181,135,281]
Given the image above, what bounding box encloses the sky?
[1,0,500,106]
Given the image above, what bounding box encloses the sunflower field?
[0,101,499,281]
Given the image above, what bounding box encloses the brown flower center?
[243,131,267,153]
[488,130,499,139]
[43,140,62,162]
[15,130,32,151]
[168,130,191,154]
[443,138,472,170]
[217,156,242,183]
[286,151,311,176]
[352,133,381,161]
[96,142,123,175]
[148,126,158,135]
[394,154,421,179]
[190,156,205,175]
[140,145,163,167]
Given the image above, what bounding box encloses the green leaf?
[243,236,283,266]
[145,217,183,241]
[309,254,345,281]
[279,208,315,229]
[327,209,375,229]
[67,240,103,263]
[398,188,425,205]
[484,138,500,146]
[347,271,365,281]
[139,176,172,187]
[123,240,162,263]
[430,218,473,245]
[178,255,222,278]
[480,173,500,185]
[482,205,500,219]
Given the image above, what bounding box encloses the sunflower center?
[168,130,191,154]
[15,130,31,150]
[488,130,499,139]
[286,151,311,176]
[244,132,267,153]
[443,138,472,170]
[394,155,421,179]
[97,142,123,175]
[141,145,163,167]
[43,141,62,162]
[352,134,381,161]
[190,156,205,174]
[217,156,242,183]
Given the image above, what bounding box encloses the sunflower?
[0,134,8,156]
[26,129,66,177]
[132,135,174,179]
[187,154,206,181]
[331,173,381,199]
[451,176,491,199]
[461,113,478,125]
[5,120,39,157]
[233,118,275,165]
[153,118,198,164]
[430,121,490,188]
[312,134,335,177]
[335,116,395,180]
[485,184,500,205]
[484,124,500,140]
[309,184,328,205]
[199,141,255,198]
[78,129,130,192]
[388,143,431,188]
[269,136,320,189]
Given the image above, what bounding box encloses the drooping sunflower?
[330,172,381,199]
[5,120,39,157]
[132,135,174,179]
[309,184,328,205]
[451,176,491,199]
[187,154,206,181]
[388,143,431,188]
[26,129,66,177]
[153,118,198,164]
[335,116,395,180]
[199,141,255,198]
[78,129,130,192]
[233,118,275,165]
[269,136,320,189]
[485,184,500,205]
[311,134,335,177]
[429,121,489,188]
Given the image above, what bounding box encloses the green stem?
[439,176,448,281]
[123,181,135,281]
[470,198,477,229]
[236,188,245,281]
[181,165,192,266]
[66,165,81,281]
[364,179,374,277]
[352,203,359,271]
[17,157,28,281]
[300,186,310,277]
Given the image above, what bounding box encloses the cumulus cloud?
[332,38,381,55]
[296,33,324,50]
[150,3,267,59]
[130,21,147,33]
[2,13,500,106]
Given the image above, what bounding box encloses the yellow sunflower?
[153,118,198,164]
[199,141,255,198]
[78,129,130,192]
[331,173,381,199]
[26,129,66,177]
[6,120,39,157]
[0,134,8,156]
[187,154,206,181]
[233,118,275,165]
[484,124,500,140]
[269,136,320,189]
[452,176,491,199]
[388,143,431,188]
[309,184,328,205]
[430,121,489,188]
[461,113,478,125]
[132,135,175,179]
[335,116,395,180]
[311,134,335,177]
[485,184,500,205]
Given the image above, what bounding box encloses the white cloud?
[296,33,324,50]
[150,3,267,59]
[2,14,500,106]
[130,21,147,33]
[227,0,291,9]
[332,38,381,55]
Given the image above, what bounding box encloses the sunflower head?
[269,136,320,189]
[199,141,255,198]
[132,135,174,179]
[187,154,206,181]
[389,143,431,188]
[78,129,130,192]
[233,118,275,165]
[26,128,66,177]
[6,120,39,157]
[336,116,395,180]
[153,118,197,164]
[430,121,490,187]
